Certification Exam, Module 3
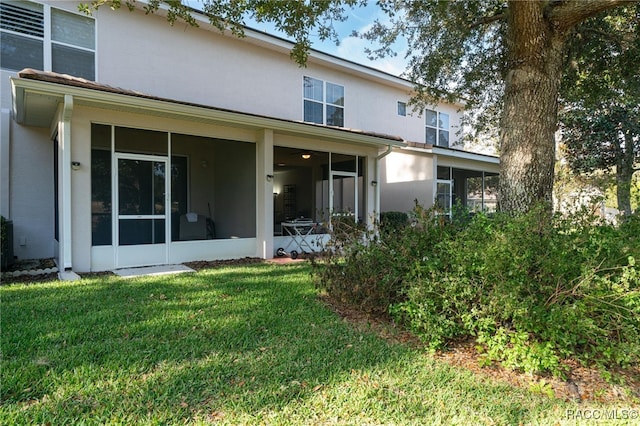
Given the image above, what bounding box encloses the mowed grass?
[0,263,628,425]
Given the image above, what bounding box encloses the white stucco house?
[0,0,499,273]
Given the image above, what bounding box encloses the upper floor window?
[0,1,95,80]
[397,101,406,116]
[426,109,449,147]
[303,76,344,127]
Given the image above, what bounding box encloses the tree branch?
[548,0,636,33]
[469,12,506,29]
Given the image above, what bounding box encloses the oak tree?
[83,0,634,213]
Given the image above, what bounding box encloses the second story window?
[426,109,449,147]
[303,76,344,127]
[0,1,95,80]
[397,101,406,116]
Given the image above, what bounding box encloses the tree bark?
[497,0,632,214]
[498,1,565,213]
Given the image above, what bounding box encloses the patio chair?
[179,213,208,240]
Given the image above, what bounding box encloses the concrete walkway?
[113,264,195,279]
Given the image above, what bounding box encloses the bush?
[379,211,409,236]
[1,216,14,271]
[311,216,405,314]
[313,204,640,377]
[312,204,451,314]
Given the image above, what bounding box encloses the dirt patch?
[3,258,57,272]
[1,272,60,285]
[319,294,640,405]
[184,257,265,270]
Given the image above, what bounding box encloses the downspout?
[61,94,73,270]
[374,144,395,222]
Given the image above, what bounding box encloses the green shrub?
[312,219,405,314]
[379,211,409,236]
[1,216,13,271]
[312,204,452,314]
[398,207,639,375]
[313,204,640,377]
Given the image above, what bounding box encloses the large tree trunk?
[616,145,635,217]
[497,0,632,214]
[498,2,566,213]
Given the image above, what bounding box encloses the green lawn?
[0,263,633,425]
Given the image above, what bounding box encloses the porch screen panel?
[115,127,167,156]
[466,176,484,212]
[170,155,188,241]
[484,174,499,213]
[332,175,357,215]
[119,219,165,245]
[91,124,112,246]
[213,139,256,238]
[118,158,166,245]
[436,182,452,213]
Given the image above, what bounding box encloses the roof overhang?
[431,146,500,164]
[11,70,405,149]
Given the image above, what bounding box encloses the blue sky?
[183,1,408,76]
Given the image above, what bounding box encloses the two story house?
[0,0,499,273]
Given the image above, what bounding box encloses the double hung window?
[425,109,450,147]
[303,76,344,127]
[1,1,95,80]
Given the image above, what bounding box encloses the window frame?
[0,1,96,79]
[425,109,450,147]
[397,101,407,117]
[303,76,345,127]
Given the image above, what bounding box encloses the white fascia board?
[11,82,25,123]
[431,146,500,164]
[11,76,405,148]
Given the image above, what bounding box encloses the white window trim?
[425,109,450,147]
[302,76,345,127]
[0,1,97,79]
[397,101,407,117]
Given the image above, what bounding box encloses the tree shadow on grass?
[1,263,558,424]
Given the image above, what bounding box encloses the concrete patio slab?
[58,270,82,281]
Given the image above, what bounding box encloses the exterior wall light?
[371,180,378,187]
[71,161,81,170]
[266,174,274,181]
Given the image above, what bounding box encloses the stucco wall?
[86,3,462,146]
[379,151,434,213]
[8,120,55,260]
[1,0,477,264]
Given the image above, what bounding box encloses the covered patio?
[11,69,404,272]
